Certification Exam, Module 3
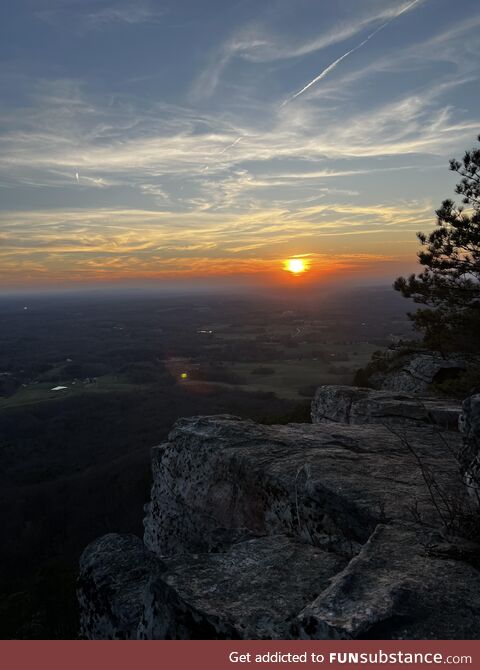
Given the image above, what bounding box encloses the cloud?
[287,13,480,109]
[283,0,422,104]
[192,0,425,99]
[85,4,163,27]
[36,3,163,29]
[1,76,474,205]
[0,108,474,232]
[2,6,479,210]
[1,2,480,288]
[0,203,421,287]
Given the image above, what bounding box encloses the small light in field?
[180,372,188,379]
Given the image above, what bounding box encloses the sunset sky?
[1,0,479,291]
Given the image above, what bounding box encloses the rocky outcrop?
[139,534,346,639]
[295,522,480,640]
[459,393,480,504]
[78,388,480,640]
[142,416,460,558]
[368,352,468,394]
[311,385,460,430]
[78,533,156,640]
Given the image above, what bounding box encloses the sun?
[285,258,307,274]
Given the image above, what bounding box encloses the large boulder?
[138,534,346,639]
[311,385,460,430]
[369,352,468,394]
[78,533,156,640]
[459,393,480,504]
[79,388,478,640]
[295,522,480,640]
[143,415,461,558]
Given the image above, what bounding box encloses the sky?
[0,0,479,291]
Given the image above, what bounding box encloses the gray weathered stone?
[138,535,346,639]
[78,533,157,640]
[143,416,461,559]
[79,387,477,641]
[459,393,480,504]
[375,353,467,394]
[295,522,480,640]
[311,385,460,430]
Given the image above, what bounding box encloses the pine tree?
[394,135,480,353]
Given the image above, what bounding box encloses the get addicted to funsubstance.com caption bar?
[1,640,477,670]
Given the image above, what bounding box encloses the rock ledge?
[78,386,480,639]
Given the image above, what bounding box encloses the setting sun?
[285,258,307,274]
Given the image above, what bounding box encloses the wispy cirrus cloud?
[84,4,164,27]
[36,2,163,29]
[192,0,425,100]
[283,0,422,104]
[0,202,427,286]
[0,75,474,197]
[1,0,479,288]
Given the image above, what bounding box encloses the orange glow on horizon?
[0,248,414,290]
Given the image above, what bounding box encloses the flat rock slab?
[311,385,460,430]
[139,534,347,639]
[295,522,480,640]
[144,415,461,558]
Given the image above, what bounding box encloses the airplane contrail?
[283,0,421,105]
[218,136,243,155]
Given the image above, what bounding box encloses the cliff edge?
[78,386,480,639]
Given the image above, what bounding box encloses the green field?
[0,375,147,409]
[229,346,377,398]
